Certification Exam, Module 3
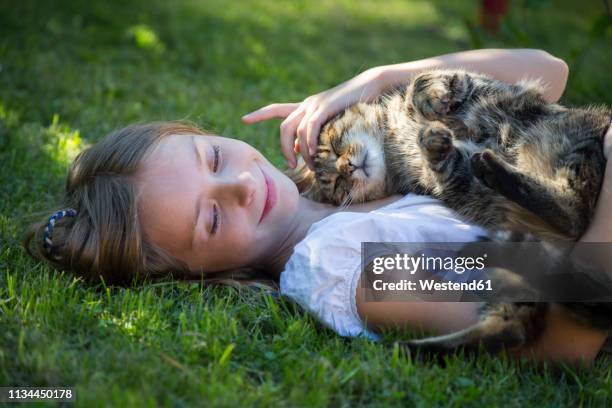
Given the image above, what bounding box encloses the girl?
[25,49,610,363]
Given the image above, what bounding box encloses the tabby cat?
[292,69,611,241]
[289,69,612,357]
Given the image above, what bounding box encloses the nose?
[337,157,356,176]
[214,172,256,207]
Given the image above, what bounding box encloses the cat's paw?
[412,71,470,121]
[470,150,507,190]
[418,124,454,166]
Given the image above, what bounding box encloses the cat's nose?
[338,159,356,176]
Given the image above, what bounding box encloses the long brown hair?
[23,122,275,288]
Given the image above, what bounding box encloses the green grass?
[1,0,611,406]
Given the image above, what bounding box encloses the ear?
[284,157,328,203]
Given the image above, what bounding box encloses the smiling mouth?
[258,164,277,225]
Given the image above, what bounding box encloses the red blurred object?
[479,0,509,34]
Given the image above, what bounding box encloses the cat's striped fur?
[288,69,612,357]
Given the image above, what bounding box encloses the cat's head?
[288,104,388,205]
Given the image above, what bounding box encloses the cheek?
[277,174,300,208]
[210,228,258,269]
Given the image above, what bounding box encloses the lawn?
[1,0,611,406]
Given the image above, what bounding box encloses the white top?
[279,193,487,340]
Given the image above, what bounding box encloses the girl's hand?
[242,67,386,170]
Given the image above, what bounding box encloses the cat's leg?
[411,69,549,143]
[417,122,455,170]
[555,148,604,236]
[470,149,584,237]
[417,122,481,180]
[399,303,548,358]
[545,113,609,237]
[466,109,608,239]
[417,122,481,195]
[411,70,490,142]
[411,69,521,121]
[411,70,473,122]
[415,122,509,227]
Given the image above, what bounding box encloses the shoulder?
[279,211,377,338]
[282,211,369,282]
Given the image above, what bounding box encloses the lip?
[258,163,277,225]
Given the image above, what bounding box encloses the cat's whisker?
[349,179,368,205]
[340,189,355,210]
[340,194,351,210]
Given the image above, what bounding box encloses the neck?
[262,196,336,279]
[261,194,404,279]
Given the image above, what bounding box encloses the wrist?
[368,64,412,93]
[363,66,388,93]
[352,66,388,102]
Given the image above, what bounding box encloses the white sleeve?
[279,216,379,340]
[279,199,485,340]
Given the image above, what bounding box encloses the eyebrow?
[190,135,203,250]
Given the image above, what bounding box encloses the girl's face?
[137,134,300,274]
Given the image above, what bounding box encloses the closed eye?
[211,203,219,235]
[212,144,220,172]
[330,141,341,156]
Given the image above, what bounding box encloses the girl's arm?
[242,49,569,169]
[378,48,569,104]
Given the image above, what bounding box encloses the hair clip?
[43,208,77,259]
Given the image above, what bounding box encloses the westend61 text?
[372,279,493,292]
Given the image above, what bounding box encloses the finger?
[296,105,320,169]
[296,105,315,149]
[280,108,306,168]
[305,108,326,156]
[298,125,316,171]
[241,103,300,124]
[294,138,300,153]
